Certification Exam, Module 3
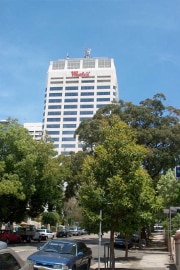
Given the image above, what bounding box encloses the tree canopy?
[75,93,180,185]
[78,116,155,263]
[0,119,65,224]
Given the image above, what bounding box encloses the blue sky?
[0,0,180,124]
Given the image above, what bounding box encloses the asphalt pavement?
[91,231,177,270]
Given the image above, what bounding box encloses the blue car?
[28,239,92,270]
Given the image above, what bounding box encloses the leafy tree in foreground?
[78,116,155,268]
[0,119,65,224]
[0,119,38,223]
[76,93,180,186]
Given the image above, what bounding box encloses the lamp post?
[98,209,102,270]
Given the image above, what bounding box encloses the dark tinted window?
[0,253,20,270]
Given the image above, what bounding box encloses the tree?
[63,151,89,200]
[171,213,180,235]
[76,93,180,186]
[156,169,180,209]
[0,119,65,224]
[78,116,155,268]
[41,212,60,227]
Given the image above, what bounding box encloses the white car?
[69,227,80,236]
[33,229,54,241]
[0,241,33,269]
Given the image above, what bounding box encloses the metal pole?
[98,209,102,270]
[170,207,172,260]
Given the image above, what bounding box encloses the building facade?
[43,50,119,155]
[24,122,43,141]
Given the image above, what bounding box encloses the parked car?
[77,227,87,235]
[0,241,33,269]
[33,229,54,241]
[69,227,80,236]
[56,229,72,238]
[0,229,21,244]
[114,236,133,249]
[81,228,87,235]
[28,239,92,270]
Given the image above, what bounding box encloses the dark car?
[0,230,21,244]
[114,236,133,249]
[28,239,92,270]
[56,229,72,238]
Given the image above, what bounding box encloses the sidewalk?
[91,231,177,270]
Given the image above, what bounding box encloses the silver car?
[0,241,33,269]
[33,229,54,241]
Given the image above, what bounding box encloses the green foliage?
[78,117,155,235]
[156,169,180,208]
[76,93,180,185]
[171,213,180,235]
[58,151,89,200]
[41,212,60,226]
[0,119,66,223]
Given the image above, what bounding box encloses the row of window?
[48,111,93,116]
[47,114,93,121]
[52,138,76,141]
[50,80,112,85]
[46,120,93,129]
[48,98,111,103]
[48,104,107,110]
[49,91,111,97]
[54,144,76,150]
[50,85,111,91]
[48,130,75,135]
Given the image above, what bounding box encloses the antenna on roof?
[84,48,91,58]
[66,53,69,59]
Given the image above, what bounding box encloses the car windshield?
[42,242,76,255]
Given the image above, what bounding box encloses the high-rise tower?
[43,50,119,155]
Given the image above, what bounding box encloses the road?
[9,232,126,267]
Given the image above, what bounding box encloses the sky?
[0,0,180,124]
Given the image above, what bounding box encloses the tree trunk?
[125,233,129,258]
[110,229,115,269]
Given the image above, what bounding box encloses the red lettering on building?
[71,71,90,77]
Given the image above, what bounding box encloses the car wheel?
[6,238,9,244]
[38,236,42,242]
[17,237,21,243]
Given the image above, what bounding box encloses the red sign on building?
[71,71,90,77]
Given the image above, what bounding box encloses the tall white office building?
[43,50,119,155]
